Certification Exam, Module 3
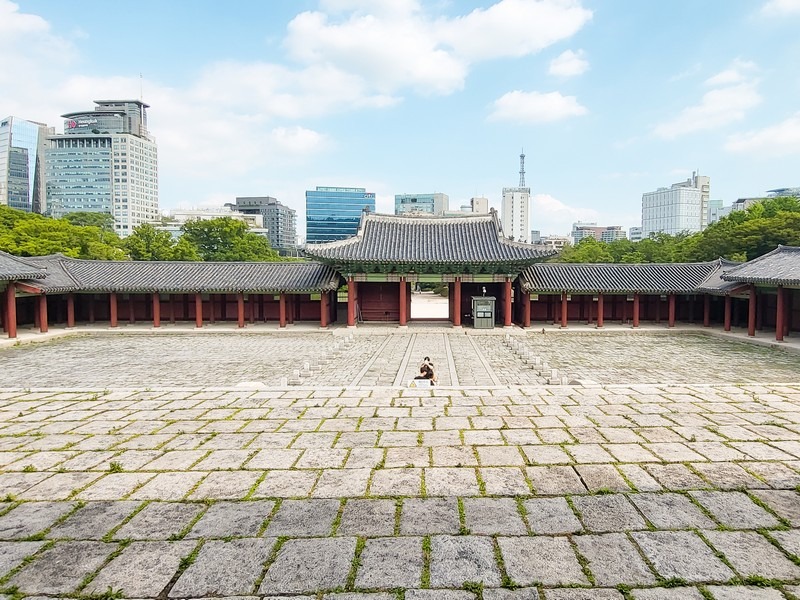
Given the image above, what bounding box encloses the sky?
[2,0,800,239]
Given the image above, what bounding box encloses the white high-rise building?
[45,100,158,236]
[641,171,710,237]
[501,152,530,243]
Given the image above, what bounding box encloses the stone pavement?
[1,330,800,598]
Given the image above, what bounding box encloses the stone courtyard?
[1,329,800,599]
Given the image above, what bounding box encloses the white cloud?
[488,90,588,123]
[532,193,599,236]
[725,112,800,156]
[548,49,589,77]
[653,60,762,139]
[762,0,800,15]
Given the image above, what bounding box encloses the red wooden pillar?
[279,293,287,328]
[169,295,176,324]
[523,291,531,328]
[776,286,785,342]
[152,293,161,328]
[38,295,48,333]
[633,293,640,328]
[5,284,16,339]
[109,292,118,328]
[453,278,462,327]
[237,292,245,328]
[668,293,676,328]
[748,284,757,337]
[128,295,135,324]
[67,293,75,328]
[347,278,356,327]
[209,295,216,323]
[399,278,408,326]
[249,294,256,324]
[504,279,512,327]
[597,293,604,328]
[320,291,329,328]
[195,294,203,328]
[560,291,568,328]
[88,295,95,324]
[703,295,710,327]
[723,296,732,331]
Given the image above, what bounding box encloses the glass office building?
[306,186,376,243]
[0,116,52,212]
[395,193,449,216]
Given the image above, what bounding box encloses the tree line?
[0,206,287,262]
[556,196,800,264]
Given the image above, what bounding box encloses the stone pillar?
[748,284,757,337]
[38,295,48,333]
[237,292,245,328]
[320,291,329,328]
[347,278,356,327]
[504,279,512,327]
[399,278,408,326]
[67,293,75,328]
[152,293,161,328]
[5,284,16,339]
[195,294,203,328]
[776,286,785,342]
[703,295,711,327]
[453,278,462,327]
[633,293,640,328]
[109,292,118,328]
[523,291,531,328]
[597,293,604,328]
[668,293,676,328]
[724,296,732,332]
[279,293,287,328]
[560,292,568,328]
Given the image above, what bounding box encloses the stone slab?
[498,536,588,586]
[259,537,357,594]
[429,535,501,587]
[187,500,275,538]
[355,537,423,589]
[631,531,734,583]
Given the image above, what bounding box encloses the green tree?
[63,212,116,232]
[124,223,181,261]
[181,217,280,261]
[558,237,614,263]
[171,236,201,261]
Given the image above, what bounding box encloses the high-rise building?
[470,197,489,214]
[394,193,449,216]
[641,171,710,237]
[0,116,53,213]
[305,186,375,243]
[501,152,530,243]
[45,100,158,236]
[571,222,626,245]
[629,227,643,242]
[231,196,297,253]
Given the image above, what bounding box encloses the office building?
[156,207,268,240]
[470,197,489,214]
[571,222,626,245]
[707,198,724,225]
[45,100,158,236]
[0,117,53,213]
[641,171,710,237]
[629,227,643,242]
[231,196,297,253]
[306,186,375,243]
[501,152,531,243]
[395,193,449,216]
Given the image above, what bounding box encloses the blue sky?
[3,0,800,238]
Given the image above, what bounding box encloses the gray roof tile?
[721,245,800,286]
[0,251,46,281]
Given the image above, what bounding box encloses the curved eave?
[719,276,800,287]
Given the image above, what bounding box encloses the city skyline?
[2,0,799,237]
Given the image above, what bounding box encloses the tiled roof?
[0,251,46,281]
[722,245,800,286]
[304,212,554,267]
[696,259,749,295]
[519,261,724,294]
[16,256,341,294]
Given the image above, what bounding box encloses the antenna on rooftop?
[519,149,526,187]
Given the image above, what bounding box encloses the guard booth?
[472,296,496,329]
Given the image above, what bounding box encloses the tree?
[124,223,184,261]
[558,237,614,263]
[63,212,116,232]
[181,217,280,261]
[171,236,201,261]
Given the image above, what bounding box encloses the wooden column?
[88,295,95,323]
[67,293,75,328]
[399,278,408,326]
[668,293,676,328]
[453,278,462,327]
[183,295,189,321]
[249,294,256,324]
[38,295,48,333]
[633,293,640,328]
[347,278,356,327]
[724,296,732,331]
[560,291,568,328]
[220,294,227,321]
[279,293,287,328]
[523,291,531,328]
[703,295,711,327]
[209,295,216,323]
[128,295,135,324]
[195,294,203,328]
[152,293,161,328]
[5,284,16,339]
[169,295,176,324]
[776,286,785,342]
[504,279,512,327]
[109,292,118,327]
[237,292,245,328]
[597,293,604,328]
[748,284,757,337]
[320,291,329,328]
